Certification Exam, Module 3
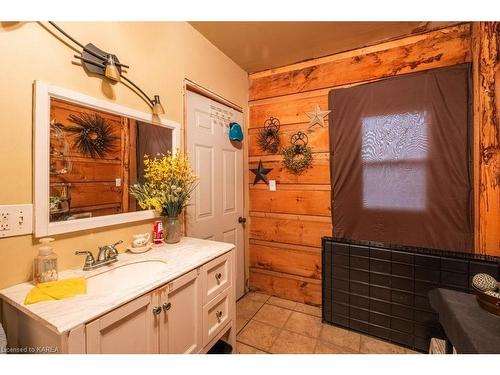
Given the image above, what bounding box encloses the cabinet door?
[86,292,159,354]
[159,269,202,354]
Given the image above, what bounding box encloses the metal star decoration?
[250,160,273,185]
[306,104,331,129]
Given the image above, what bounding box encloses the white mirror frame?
[34,81,181,237]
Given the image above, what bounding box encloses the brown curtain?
[328,63,473,252]
[136,121,173,181]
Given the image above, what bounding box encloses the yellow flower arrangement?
[130,151,198,218]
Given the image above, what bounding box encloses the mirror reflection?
[49,98,172,222]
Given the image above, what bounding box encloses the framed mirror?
[34,81,181,237]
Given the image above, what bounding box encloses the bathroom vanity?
[0,237,236,354]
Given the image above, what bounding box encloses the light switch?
[115,178,122,187]
[0,204,33,237]
[269,180,276,192]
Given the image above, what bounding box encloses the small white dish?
[127,243,153,254]
[132,233,151,248]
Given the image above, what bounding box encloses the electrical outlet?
[0,204,33,238]
[269,180,277,192]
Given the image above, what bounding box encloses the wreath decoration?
[257,117,281,154]
[282,131,313,174]
[66,113,118,158]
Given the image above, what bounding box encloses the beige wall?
[0,21,248,289]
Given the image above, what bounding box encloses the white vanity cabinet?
[0,240,236,354]
[86,292,158,354]
[86,268,204,354]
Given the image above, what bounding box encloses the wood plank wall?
[472,22,500,255]
[50,99,127,218]
[247,23,499,305]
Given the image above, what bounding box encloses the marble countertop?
[0,237,234,335]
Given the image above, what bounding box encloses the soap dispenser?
[33,237,58,284]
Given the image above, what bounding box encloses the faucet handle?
[75,251,95,269]
[107,240,123,259]
[75,250,94,258]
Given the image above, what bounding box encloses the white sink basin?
[86,260,168,294]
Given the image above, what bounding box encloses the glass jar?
[163,216,181,244]
[33,238,58,284]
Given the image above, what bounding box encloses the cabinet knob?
[162,302,171,311]
[215,273,222,283]
[216,310,223,322]
[238,217,247,224]
[152,306,162,315]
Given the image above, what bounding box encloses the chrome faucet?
[75,240,123,271]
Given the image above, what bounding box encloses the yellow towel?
[24,277,87,305]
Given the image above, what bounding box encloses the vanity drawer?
[202,289,230,346]
[202,252,231,304]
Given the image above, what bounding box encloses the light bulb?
[104,55,120,82]
[152,95,165,115]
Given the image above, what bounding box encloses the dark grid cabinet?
[322,238,500,352]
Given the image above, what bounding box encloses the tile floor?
[235,292,418,354]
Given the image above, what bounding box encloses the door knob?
[152,306,162,315]
[215,272,222,283]
[162,302,171,311]
[238,217,247,224]
[216,310,223,322]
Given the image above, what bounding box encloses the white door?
[186,90,245,299]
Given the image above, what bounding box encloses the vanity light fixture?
[47,21,165,115]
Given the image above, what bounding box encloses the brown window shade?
[136,121,173,180]
[328,63,473,252]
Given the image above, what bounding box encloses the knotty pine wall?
[247,23,500,305]
[50,99,128,218]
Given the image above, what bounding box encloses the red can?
[153,220,164,245]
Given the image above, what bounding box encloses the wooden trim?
[184,79,243,113]
[249,184,330,191]
[249,88,332,106]
[248,152,330,163]
[248,120,326,130]
[121,117,129,213]
[472,23,481,253]
[250,238,320,253]
[249,211,331,223]
[249,267,321,285]
[249,24,471,101]
[248,158,331,185]
[249,23,468,79]
[248,77,388,108]
[472,22,500,255]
